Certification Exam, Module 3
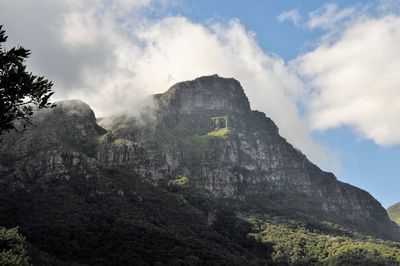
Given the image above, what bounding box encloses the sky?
[0,0,399,207]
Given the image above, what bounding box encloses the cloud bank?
[277,1,400,146]
[295,14,400,146]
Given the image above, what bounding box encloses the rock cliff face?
[0,100,102,187]
[154,75,251,114]
[109,75,400,240]
[0,75,399,243]
[0,99,161,189]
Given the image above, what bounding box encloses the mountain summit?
[0,75,399,264]
[108,74,400,240]
[154,75,251,114]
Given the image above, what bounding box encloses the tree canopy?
[0,25,54,135]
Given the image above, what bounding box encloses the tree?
[0,25,54,136]
[0,227,30,266]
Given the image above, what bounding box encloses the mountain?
[105,74,399,240]
[0,75,399,265]
[388,203,400,225]
[0,99,274,265]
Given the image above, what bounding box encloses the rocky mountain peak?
[154,74,251,114]
[53,99,95,120]
[1,76,399,246]
[28,99,104,150]
[33,99,96,124]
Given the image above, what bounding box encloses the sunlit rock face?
[0,99,160,186]
[0,75,399,241]
[111,74,399,240]
[154,74,251,115]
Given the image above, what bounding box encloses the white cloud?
[295,15,400,146]
[0,0,334,168]
[306,3,356,29]
[278,3,358,31]
[277,9,301,27]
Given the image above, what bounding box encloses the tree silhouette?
[0,25,54,136]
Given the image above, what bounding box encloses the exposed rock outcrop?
[0,100,102,186]
[1,76,399,242]
[109,75,400,241]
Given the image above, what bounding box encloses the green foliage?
[206,127,230,137]
[113,138,134,146]
[0,169,271,265]
[179,128,230,161]
[168,176,189,187]
[0,227,30,266]
[248,217,400,265]
[0,25,54,135]
[388,203,400,225]
[97,133,111,144]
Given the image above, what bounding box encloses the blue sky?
[1,0,399,207]
[164,0,325,59]
[159,0,369,58]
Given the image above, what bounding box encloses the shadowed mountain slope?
[0,75,399,265]
[108,75,400,241]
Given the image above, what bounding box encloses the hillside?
[0,75,399,265]
[0,100,272,265]
[388,203,400,225]
[107,75,399,240]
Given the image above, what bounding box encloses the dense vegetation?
[247,216,400,265]
[206,127,230,137]
[0,227,29,266]
[0,167,399,265]
[0,168,273,265]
